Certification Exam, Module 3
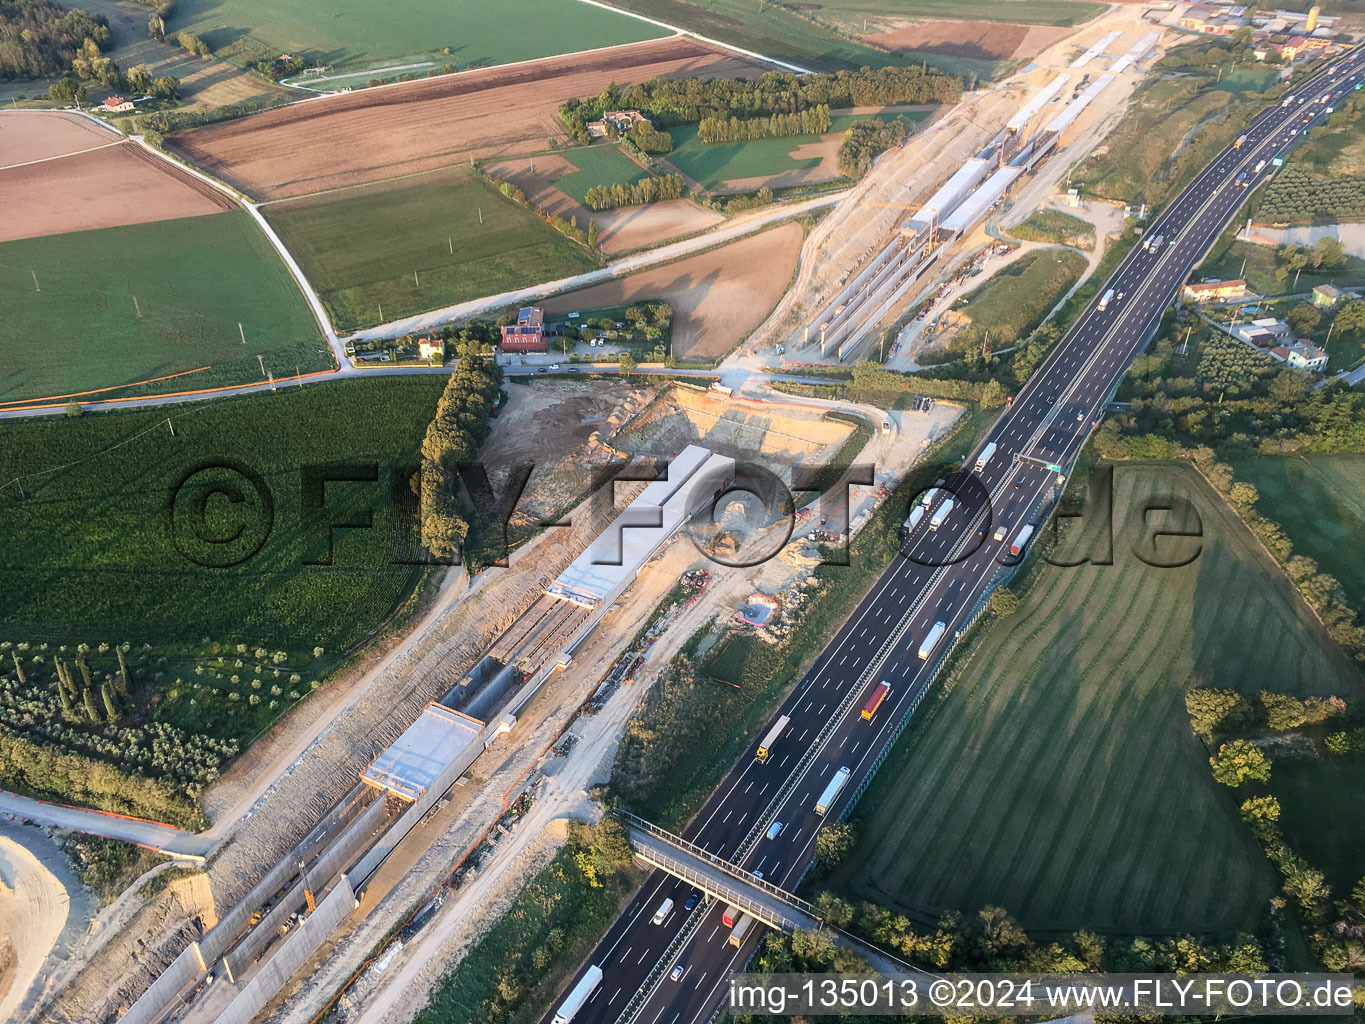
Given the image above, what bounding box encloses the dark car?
[684,892,701,911]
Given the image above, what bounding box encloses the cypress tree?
[116,646,130,695]
[11,651,24,685]
[82,686,101,723]
[77,654,93,690]
[101,681,120,722]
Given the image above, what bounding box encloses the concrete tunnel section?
[125,446,736,1024]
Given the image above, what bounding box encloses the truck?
[553,966,604,1024]
[1234,133,1247,148]
[1010,524,1035,557]
[929,498,954,531]
[652,898,674,925]
[1098,288,1115,311]
[902,505,926,534]
[814,766,851,815]
[728,913,755,948]
[1143,233,1163,252]
[722,906,742,927]
[918,621,947,660]
[974,442,997,473]
[1283,94,1296,107]
[1236,170,1249,188]
[861,682,890,720]
[756,715,790,763]
[1254,159,1267,173]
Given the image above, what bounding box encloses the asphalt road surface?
[540,49,1362,1024]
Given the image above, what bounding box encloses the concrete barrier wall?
[349,739,482,887]
[212,875,357,1024]
[115,941,206,1024]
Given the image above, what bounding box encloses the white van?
[652,898,673,925]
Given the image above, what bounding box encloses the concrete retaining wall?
[212,875,357,1024]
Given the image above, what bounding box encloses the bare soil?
[542,221,805,360]
[0,110,119,166]
[716,134,843,193]
[170,38,765,202]
[0,140,238,243]
[864,19,1074,61]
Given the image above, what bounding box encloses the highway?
[539,49,1362,1024]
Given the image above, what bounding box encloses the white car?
[550,363,561,370]
[670,965,685,982]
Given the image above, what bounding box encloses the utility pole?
[133,295,141,318]
[31,270,39,291]
[1239,256,1247,279]
[238,322,246,345]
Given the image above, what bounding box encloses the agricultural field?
[1266,757,1365,894]
[1197,238,1365,297]
[1259,167,1365,226]
[809,0,1105,30]
[170,0,668,75]
[264,165,600,332]
[0,376,446,745]
[541,221,804,360]
[1229,455,1365,612]
[860,19,1076,79]
[553,146,650,205]
[170,37,763,202]
[0,210,327,406]
[830,462,1363,936]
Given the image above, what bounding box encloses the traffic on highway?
[542,47,1362,1024]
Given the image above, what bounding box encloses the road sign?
[1272,157,1283,166]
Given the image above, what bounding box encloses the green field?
[171,0,668,74]
[1267,756,1365,894]
[1007,209,1096,249]
[0,376,445,744]
[804,0,1106,29]
[554,146,650,205]
[960,247,1088,342]
[831,462,1362,937]
[0,211,326,406]
[265,166,600,332]
[1198,239,1365,302]
[1230,455,1365,612]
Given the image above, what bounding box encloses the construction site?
[744,8,1170,369]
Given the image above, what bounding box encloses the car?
[670,965,685,982]
[1076,410,1085,422]
[537,367,548,373]
[765,821,782,840]
[550,364,561,370]
[1013,478,1024,488]
[684,892,701,911]
[754,869,764,880]
[1117,291,1126,300]
[1048,394,1057,404]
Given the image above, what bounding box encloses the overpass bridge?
[617,812,919,977]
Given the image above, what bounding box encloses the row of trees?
[485,175,599,249]
[0,0,109,80]
[1261,166,1365,223]
[418,358,504,560]
[697,105,831,144]
[561,65,960,139]
[47,37,180,104]
[1185,686,1349,740]
[582,173,684,212]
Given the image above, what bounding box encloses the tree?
[586,217,598,250]
[1239,795,1281,839]
[1260,690,1306,731]
[1185,688,1249,738]
[48,77,87,105]
[1210,739,1272,786]
[588,817,635,877]
[988,588,1020,617]
[151,76,180,100]
[617,351,637,374]
[814,822,854,867]
[1312,235,1345,269]
[1333,298,1365,334]
[1286,302,1321,335]
[126,64,152,93]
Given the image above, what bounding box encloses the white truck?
[918,621,947,660]
[1143,233,1164,252]
[814,766,851,815]
[974,442,997,473]
[1098,288,1116,311]
[1254,159,1267,173]
[652,898,674,925]
[728,913,755,947]
[756,715,789,763]
[1282,94,1296,107]
[1010,524,1035,557]
[903,505,926,532]
[929,498,954,531]
[553,966,604,1024]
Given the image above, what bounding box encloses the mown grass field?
[1007,209,1096,249]
[0,211,325,405]
[809,0,1106,28]
[1267,756,1365,894]
[554,146,650,205]
[1198,238,1365,299]
[1229,454,1365,612]
[264,166,600,332]
[961,247,1088,338]
[0,376,444,743]
[173,0,667,73]
[830,462,1361,937]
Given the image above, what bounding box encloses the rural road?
[0,791,214,858]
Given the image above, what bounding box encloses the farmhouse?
[500,307,547,352]
[1183,278,1247,304]
[101,96,134,113]
[418,338,444,361]
[586,109,651,138]
[1270,340,1329,371]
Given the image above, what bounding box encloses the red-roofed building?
[500,307,547,353]
[101,95,134,112]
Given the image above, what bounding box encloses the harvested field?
[863,19,1076,61]
[0,142,236,244]
[0,110,119,166]
[541,221,803,361]
[171,38,765,202]
[483,154,724,254]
